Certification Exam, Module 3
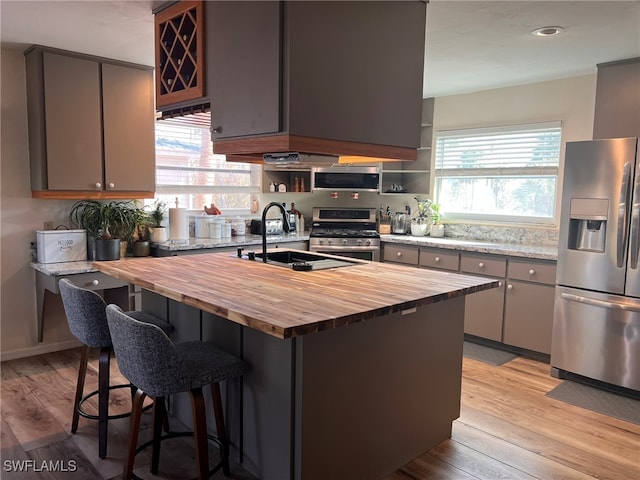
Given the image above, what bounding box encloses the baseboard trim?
[1,339,82,362]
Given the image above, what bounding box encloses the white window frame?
[433,121,562,226]
[153,122,261,217]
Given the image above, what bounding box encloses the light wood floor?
[1,347,638,479]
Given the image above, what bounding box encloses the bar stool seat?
[106,304,249,480]
[58,278,173,459]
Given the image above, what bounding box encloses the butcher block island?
[94,250,497,480]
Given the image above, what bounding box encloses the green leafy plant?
[148,200,167,228]
[430,203,442,225]
[412,196,433,225]
[69,200,141,242]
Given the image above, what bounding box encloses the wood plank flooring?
[1,347,638,479]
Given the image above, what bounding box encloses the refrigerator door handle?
[617,162,632,268]
[560,292,640,317]
[631,169,640,269]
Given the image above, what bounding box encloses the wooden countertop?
[94,250,498,339]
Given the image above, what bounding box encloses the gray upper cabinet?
[25,46,155,199]
[207,1,280,139]
[207,1,426,161]
[593,58,640,139]
[102,63,156,193]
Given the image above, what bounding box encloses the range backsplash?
[444,223,558,246]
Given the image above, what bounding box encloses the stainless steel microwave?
[311,166,380,192]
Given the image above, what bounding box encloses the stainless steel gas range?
[308,207,380,261]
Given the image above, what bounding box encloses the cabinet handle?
[498,281,503,287]
[478,262,485,268]
[507,284,513,290]
[435,256,440,262]
[92,279,99,286]
[95,182,102,189]
[397,251,402,257]
[108,182,115,189]
[529,269,535,275]
[212,126,222,134]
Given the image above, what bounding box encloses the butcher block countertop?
[94,250,498,339]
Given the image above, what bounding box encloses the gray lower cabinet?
[419,247,459,271]
[460,253,507,342]
[503,259,556,355]
[463,279,505,342]
[382,244,420,265]
[381,242,557,355]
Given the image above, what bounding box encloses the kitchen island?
[94,250,498,480]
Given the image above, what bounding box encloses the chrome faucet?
[261,202,291,263]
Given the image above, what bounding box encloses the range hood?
[207,1,427,165]
[263,153,338,167]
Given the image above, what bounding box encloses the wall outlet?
[43,221,54,230]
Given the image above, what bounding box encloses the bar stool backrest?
[106,305,187,397]
[59,278,111,348]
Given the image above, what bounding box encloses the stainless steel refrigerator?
[553,137,640,393]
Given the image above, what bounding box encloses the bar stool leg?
[150,396,167,474]
[97,346,111,459]
[71,345,90,434]
[211,382,231,476]
[124,389,147,480]
[190,387,209,480]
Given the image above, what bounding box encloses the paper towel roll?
[169,208,188,242]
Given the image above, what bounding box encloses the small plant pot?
[430,224,445,238]
[94,239,121,261]
[132,241,150,257]
[411,223,428,236]
[150,226,168,243]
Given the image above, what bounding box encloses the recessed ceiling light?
[531,26,565,37]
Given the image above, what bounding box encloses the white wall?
[1,46,79,359]
[433,75,598,225]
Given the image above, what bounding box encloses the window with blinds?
[433,122,562,224]
[152,122,261,214]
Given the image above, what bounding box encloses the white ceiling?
[1,0,639,98]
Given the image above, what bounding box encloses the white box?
[36,229,87,263]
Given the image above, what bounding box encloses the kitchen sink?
[254,250,360,271]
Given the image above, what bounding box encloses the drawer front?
[460,253,506,277]
[419,248,459,271]
[383,244,419,265]
[508,259,556,285]
[59,272,127,292]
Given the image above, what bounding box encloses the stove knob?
[343,239,348,245]
[365,239,372,246]
[328,239,333,245]
[319,239,324,245]
[357,239,363,245]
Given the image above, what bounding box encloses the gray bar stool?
[58,278,173,459]
[106,304,249,480]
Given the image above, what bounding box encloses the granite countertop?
[31,261,98,276]
[153,232,309,252]
[380,235,558,261]
[31,233,310,276]
[93,251,498,339]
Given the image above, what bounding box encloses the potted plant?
[69,200,140,260]
[131,204,152,257]
[429,203,444,237]
[411,197,432,236]
[148,200,168,243]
